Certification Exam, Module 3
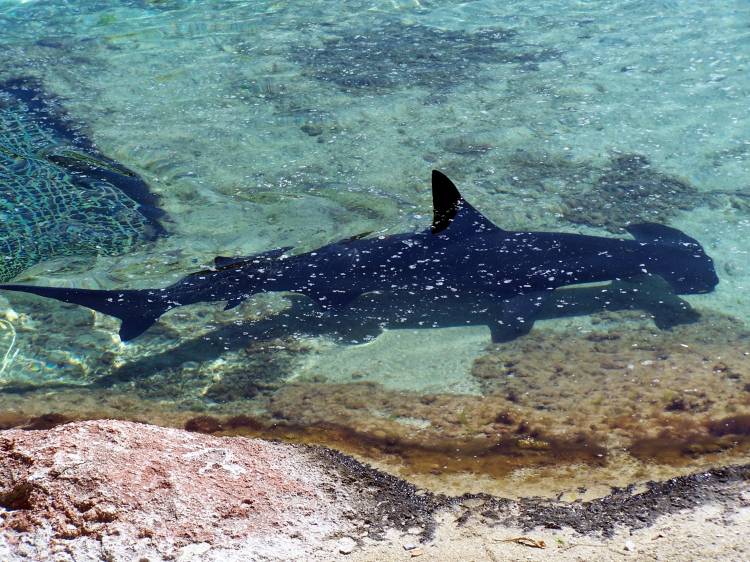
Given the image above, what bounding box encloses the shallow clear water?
[1,0,749,497]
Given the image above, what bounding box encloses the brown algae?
[1,307,749,497]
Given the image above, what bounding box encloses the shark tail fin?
[0,284,172,341]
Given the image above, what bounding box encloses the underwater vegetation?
[0,78,165,281]
[2,307,747,494]
[235,309,750,483]
[561,154,700,231]
[291,21,559,93]
[0,292,748,496]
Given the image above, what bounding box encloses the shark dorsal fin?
[431,170,500,235]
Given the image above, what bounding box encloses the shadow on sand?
[95,276,699,387]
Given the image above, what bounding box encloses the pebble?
[461,498,486,509]
[403,543,418,551]
[338,537,357,554]
[176,543,211,561]
[624,540,636,552]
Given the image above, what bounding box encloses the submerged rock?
[561,153,699,230]
[292,21,557,93]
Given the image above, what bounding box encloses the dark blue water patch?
[290,20,560,93]
[0,78,166,281]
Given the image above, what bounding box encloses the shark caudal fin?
[625,223,719,294]
[0,284,173,340]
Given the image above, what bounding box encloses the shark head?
[661,250,719,295]
[626,223,719,294]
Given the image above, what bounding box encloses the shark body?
[1,171,718,342]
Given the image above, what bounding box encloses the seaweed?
[0,78,165,281]
[291,20,559,93]
[562,153,700,231]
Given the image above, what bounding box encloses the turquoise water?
[1,0,749,495]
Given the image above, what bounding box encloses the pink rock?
[0,420,358,560]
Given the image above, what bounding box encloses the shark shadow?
[96,275,699,387]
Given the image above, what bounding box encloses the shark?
[0,170,719,343]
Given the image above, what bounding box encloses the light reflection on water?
[1,0,749,496]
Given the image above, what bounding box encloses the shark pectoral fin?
[488,293,548,343]
[610,277,699,329]
[431,170,502,235]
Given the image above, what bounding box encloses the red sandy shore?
[0,420,358,561]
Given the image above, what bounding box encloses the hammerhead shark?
[0,171,718,342]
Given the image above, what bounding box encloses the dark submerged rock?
[292,21,558,93]
[562,153,700,231]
